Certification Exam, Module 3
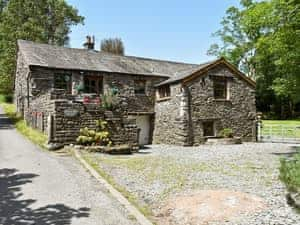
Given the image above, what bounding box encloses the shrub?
[102,89,118,110]
[280,151,300,192]
[0,94,13,103]
[219,128,234,138]
[76,119,112,146]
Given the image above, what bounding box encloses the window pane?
[214,78,227,99]
[98,79,103,94]
[54,74,71,92]
[203,121,215,136]
[158,85,170,98]
[134,80,146,94]
[84,76,103,94]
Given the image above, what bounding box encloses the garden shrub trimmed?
[280,151,300,192]
[219,128,234,138]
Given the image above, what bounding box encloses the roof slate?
[17,40,203,78]
[17,40,255,88]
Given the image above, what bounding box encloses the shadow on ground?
[0,168,90,225]
[272,146,300,158]
[0,113,14,129]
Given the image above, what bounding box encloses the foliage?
[75,84,85,93]
[0,102,47,148]
[208,0,300,118]
[0,94,13,103]
[0,0,84,94]
[219,128,234,138]
[101,89,118,110]
[280,151,300,192]
[0,94,5,103]
[100,38,125,55]
[76,120,112,146]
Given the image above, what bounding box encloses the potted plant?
[206,128,242,145]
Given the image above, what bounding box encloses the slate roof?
[17,40,202,79]
[18,40,255,88]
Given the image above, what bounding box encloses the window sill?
[213,99,231,102]
[156,97,171,102]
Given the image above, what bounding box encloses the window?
[84,76,103,94]
[134,80,146,95]
[54,73,72,93]
[213,77,228,100]
[158,85,171,99]
[203,121,215,137]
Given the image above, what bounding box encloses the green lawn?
[262,120,300,138]
[0,99,47,148]
[0,94,5,103]
[263,120,300,126]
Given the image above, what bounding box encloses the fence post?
[281,125,284,142]
[47,113,54,144]
[256,113,262,142]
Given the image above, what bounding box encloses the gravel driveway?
[83,143,300,225]
[0,107,138,225]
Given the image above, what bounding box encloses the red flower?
[83,96,90,104]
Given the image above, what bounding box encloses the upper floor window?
[134,80,146,95]
[84,76,103,94]
[213,77,229,100]
[158,85,170,99]
[54,73,72,93]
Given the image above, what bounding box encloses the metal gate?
[258,123,300,143]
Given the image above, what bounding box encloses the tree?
[0,0,84,94]
[100,38,125,55]
[0,0,8,13]
[208,0,300,118]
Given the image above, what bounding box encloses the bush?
[76,119,112,146]
[102,89,118,110]
[4,94,13,103]
[280,151,300,192]
[0,94,13,103]
[219,128,234,138]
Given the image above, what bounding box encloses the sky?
[67,0,240,64]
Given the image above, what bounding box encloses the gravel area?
[83,143,300,225]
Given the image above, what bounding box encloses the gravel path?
[85,143,300,225]
[0,107,138,225]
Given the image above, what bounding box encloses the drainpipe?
[26,71,31,109]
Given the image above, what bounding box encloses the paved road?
[0,107,138,225]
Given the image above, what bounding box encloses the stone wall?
[104,73,164,113]
[153,83,191,145]
[14,50,30,116]
[51,101,138,146]
[27,67,163,114]
[15,64,162,146]
[188,64,256,144]
[153,63,256,145]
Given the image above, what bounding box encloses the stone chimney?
[83,35,95,50]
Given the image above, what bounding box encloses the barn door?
[136,115,150,146]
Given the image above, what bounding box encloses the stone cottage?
[14,39,256,147]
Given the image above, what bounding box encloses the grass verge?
[0,101,47,148]
[280,149,300,193]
